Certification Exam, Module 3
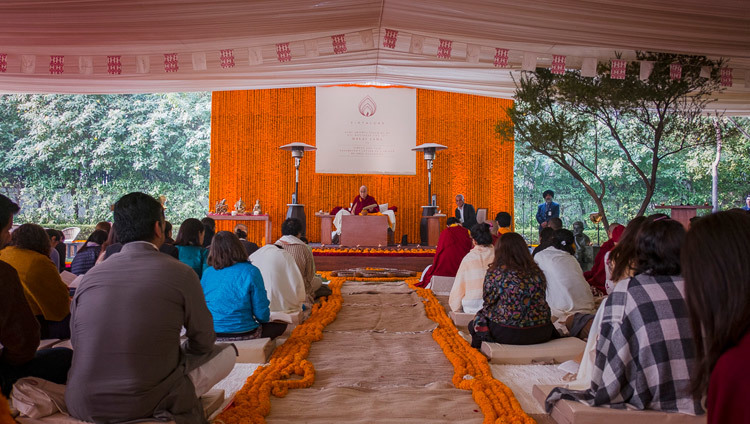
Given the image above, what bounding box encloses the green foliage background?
[0,93,211,230]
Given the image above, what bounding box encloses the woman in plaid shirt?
[546,217,704,415]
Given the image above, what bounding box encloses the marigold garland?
[0,392,14,424]
[213,277,345,424]
[405,277,535,424]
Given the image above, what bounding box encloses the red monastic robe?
[351,195,378,215]
[417,225,473,288]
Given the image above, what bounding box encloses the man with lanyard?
[536,190,560,232]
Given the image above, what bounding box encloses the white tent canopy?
[1,0,748,113]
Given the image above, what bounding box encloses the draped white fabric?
[0,0,748,112]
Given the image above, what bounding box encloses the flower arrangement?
[0,392,14,424]
[405,277,534,424]
[214,277,346,424]
[312,247,435,257]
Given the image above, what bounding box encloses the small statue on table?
[215,199,228,214]
[252,199,262,215]
[234,198,246,214]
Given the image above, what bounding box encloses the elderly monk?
[332,186,379,242]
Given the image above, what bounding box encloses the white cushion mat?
[490,364,568,415]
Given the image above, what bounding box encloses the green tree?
[499,53,725,227]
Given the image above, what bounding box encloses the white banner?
[315,86,416,175]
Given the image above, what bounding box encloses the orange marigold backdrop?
[209,88,514,244]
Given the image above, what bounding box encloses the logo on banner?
[358,96,377,117]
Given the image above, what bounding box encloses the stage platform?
[311,244,434,272]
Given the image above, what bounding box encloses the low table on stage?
[654,205,711,228]
[209,214,272,244]
[318,214,389,247]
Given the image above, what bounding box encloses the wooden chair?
[475,208,488,225]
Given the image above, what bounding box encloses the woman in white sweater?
[448,223,495,314]
[534,229,595,320]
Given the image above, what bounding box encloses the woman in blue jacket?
[201,231,287,340]
[175,218,209,277]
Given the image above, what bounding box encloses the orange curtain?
[210,88,514,244]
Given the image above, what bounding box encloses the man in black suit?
[454,194,477,229]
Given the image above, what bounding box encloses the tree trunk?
[712,119,723,212]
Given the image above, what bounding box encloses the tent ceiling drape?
[0,0,748,113]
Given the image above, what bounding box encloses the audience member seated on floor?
[201,231,287,341]
[682,211,750,424]
[468,232,558,349]
[201,216,216,248]
[250,244,307,314]
[449,223,495,314]
[66,192,236,424]
[417,217,473,288]
[490,212,512,244]
[531,227,555,257]
[567,216,648,388]
[94,221,111,234]
[97,224,118,264]
[0,223,71,339]
[234,223,259,256]
[70,229,107,275]
[164,220,176,244]
[546,218,703,416]
[104,224,179,262]
[0,195,73,397]
[547,217,563,231]
[52,229,66,271]
[534,229,595,322]
[583,222,624,294]
[275,218,330,301]
[45,228,64,272]
[175,218,209,277]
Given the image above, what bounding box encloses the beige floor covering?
[266,280,484,423]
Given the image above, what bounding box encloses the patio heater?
[412,143,447,243]
[279,142,317,238]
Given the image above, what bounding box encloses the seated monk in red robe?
[417,217,473,288]
[332,186,380,240]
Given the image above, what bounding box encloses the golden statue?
[252,199,262,215]
[215,199,228,214]
[234,198,246,214]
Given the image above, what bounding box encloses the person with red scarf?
[583,223,624,293]
[417,217,473,288]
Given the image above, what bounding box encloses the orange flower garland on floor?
[213,277,345,424]
[405,277,535,424]
[0,392,14,424]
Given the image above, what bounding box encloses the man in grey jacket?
[66,192,236,424]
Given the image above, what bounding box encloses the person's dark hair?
[175,218,205,246]
[470,223,493,246]
[683,211,750,398]
[95,221,111,233]
[533,227,555,257]
[552,229,575,255]
[634,218,685,276]
[299,236,309,244]
[78,229,108,253]
[45,228,60,242]
[164,221,173,239]
[446,217,460,226]
[609,216,647,282]
[100,225,118,253]
[281,218,303,236]
[495,212,511,228]
[548,217,563,231]
[489,232,544,286]
[234,227,247,239]
[0,194,20,229]
[542,190,554,198]
[207,231,249,270]
[201,217,216,232]
[114,192,165,244]
[10,223,51,256]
